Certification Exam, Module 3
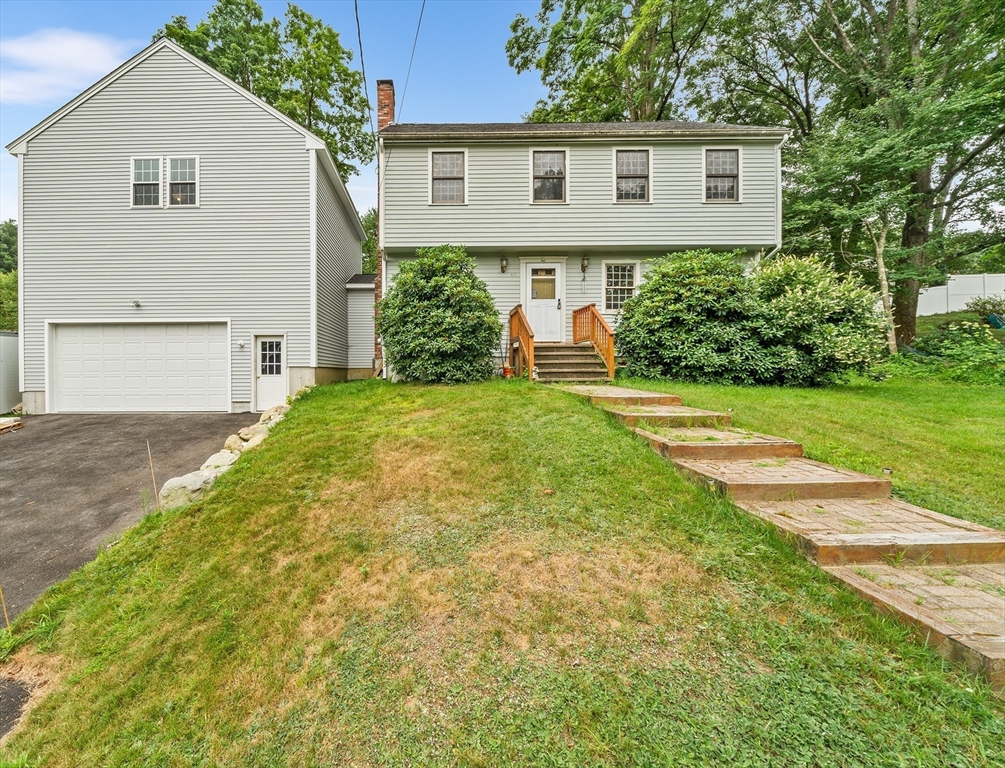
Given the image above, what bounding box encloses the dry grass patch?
[0,649,64,748]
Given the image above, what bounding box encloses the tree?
[157,0,373,180]
[506,0,723,122]
[0,220,16,273]
[0,270,16,332]
[361,208,378,275]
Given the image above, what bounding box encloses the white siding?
[383,140,780,251]
[19,46,312,403]
[347,288,375,369]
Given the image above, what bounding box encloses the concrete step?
[673,456,892,501]
[604,404,730,429]
[825,562,1005,694]
[735,498,1005,565]
[635,426,803,460]
[561,385,682,406]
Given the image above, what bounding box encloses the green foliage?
[0,270,16,332]
[964,296,1005,317]
[157,0,372,180]
[886,321,1005,386]
[361,207,377,275]
[0,219,16,272]
[616,251,886,386]
[376,246,502,383]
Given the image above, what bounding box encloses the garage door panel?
[54,323,228,412]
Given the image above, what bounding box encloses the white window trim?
[601,260,641,312]
[129,156,163,209]
[702,146,743,203]
[428,148,468,205]
[166,155,201,207]
[528,147,570,205]
[611,147,653,204]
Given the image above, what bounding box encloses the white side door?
[526,263,563,341]
[255,336,287,412]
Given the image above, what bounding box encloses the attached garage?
[52,323,228,412]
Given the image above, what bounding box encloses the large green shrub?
[376,245,502,383]
[0,270,16,332]
[894,321,1005,385]
[617,251,887,386]
[964,296,1005,317]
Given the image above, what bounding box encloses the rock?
[224,434,244,452]
[201,450,239,471]
[238,422,269,441]
[259,404,290,424]
[243,433,266,451]
[159,470,218,510]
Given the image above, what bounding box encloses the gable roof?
[6,37,366,241]
[381,121,789,141]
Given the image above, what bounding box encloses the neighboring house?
[6,38,371,414]
[376,80,789,378]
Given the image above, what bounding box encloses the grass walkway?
[621,376,1005,531]
[2,380,1003,766]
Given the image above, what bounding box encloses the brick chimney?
[376,80,395,132]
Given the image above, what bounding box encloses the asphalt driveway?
[0,412,250,620]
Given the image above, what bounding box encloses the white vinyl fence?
[916,274,1005,316]
[0,332,19,413]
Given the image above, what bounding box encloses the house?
[375,80,790,380]
[6,38,372,414]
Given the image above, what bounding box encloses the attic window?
[169,158,199,206]
[132,158,160,207]
[431,152,465,204]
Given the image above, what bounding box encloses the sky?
[0,0,548,220]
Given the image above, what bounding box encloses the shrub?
[908,321,1005,385]
[617,251,887,386]
[964,296,1005,317]
[0,270,16,332]
[376,245,502,383]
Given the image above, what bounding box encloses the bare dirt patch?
[0,649,64,747]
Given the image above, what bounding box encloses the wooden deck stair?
[562,383,1005,695]
[533,343,610,383]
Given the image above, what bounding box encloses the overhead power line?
[397,0,426,123]
[354,0,377,142]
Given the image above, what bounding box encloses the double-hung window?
[132,158,160,207]
[532,150,566,203]
[605,263,637,311]
[431,151,465,204]
[705,149,739,201]
[169,158,199,206]
[615,150,649,202]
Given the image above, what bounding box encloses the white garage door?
[53,323,228,412]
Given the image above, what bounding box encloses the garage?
[52,323,229,412]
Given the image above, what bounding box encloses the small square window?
[605,264,636,311]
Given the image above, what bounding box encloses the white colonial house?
[7,38,374,414]
[375,80,789,381]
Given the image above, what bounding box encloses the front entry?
[255,336,287,411]
[526,263,563,341]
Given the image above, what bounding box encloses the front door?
[255,336,287,411]
[526,264,562,341]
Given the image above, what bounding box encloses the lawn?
[2,380,1003,766]
[620,375,1005,530]
[916,311,1005,345]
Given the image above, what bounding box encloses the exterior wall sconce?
[131,300,141,308]
[581,256,590,273]
[500,255,509,273]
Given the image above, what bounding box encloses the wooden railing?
[508,305,535,378]
[572,303,615,379]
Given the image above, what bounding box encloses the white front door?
[255,336,287,411]
[526,263,563,341]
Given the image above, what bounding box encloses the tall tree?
[0,219,16,273]
[157,0,372,180]
[506,0,723,122]
[361,207,378,275]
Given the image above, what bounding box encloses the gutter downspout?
[756,130,791,268]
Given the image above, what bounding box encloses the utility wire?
[354,0,377,142]
[397,0,426,122]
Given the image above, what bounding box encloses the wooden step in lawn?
[673,456,892,501]
[604,405,730,429]
[735,498,1005,565]
[825,562,1005,692]
[562,384,682,406]
[634,426,803,460]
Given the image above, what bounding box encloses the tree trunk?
[894,169,933,345]
[873,224,899,355]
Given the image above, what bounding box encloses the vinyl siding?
[19,46,311,402]
[316,157,362,368]
[382,140,780,251]
[347,288,375,369]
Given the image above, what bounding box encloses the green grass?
[2,380,1004,766]
[622,376,1005,530]
[916,311,1005,344]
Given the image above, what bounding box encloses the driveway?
[0,412,250,620]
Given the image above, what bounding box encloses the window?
[705,149,739,201]
[532,150,566,202]
[615,150,649,201]
[260,339,282,375]
[431,151,464,204]
[169,158,198,206]
[132,158,160,207]
[605,263,637,311]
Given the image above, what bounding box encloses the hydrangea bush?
[376,245,502,383]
